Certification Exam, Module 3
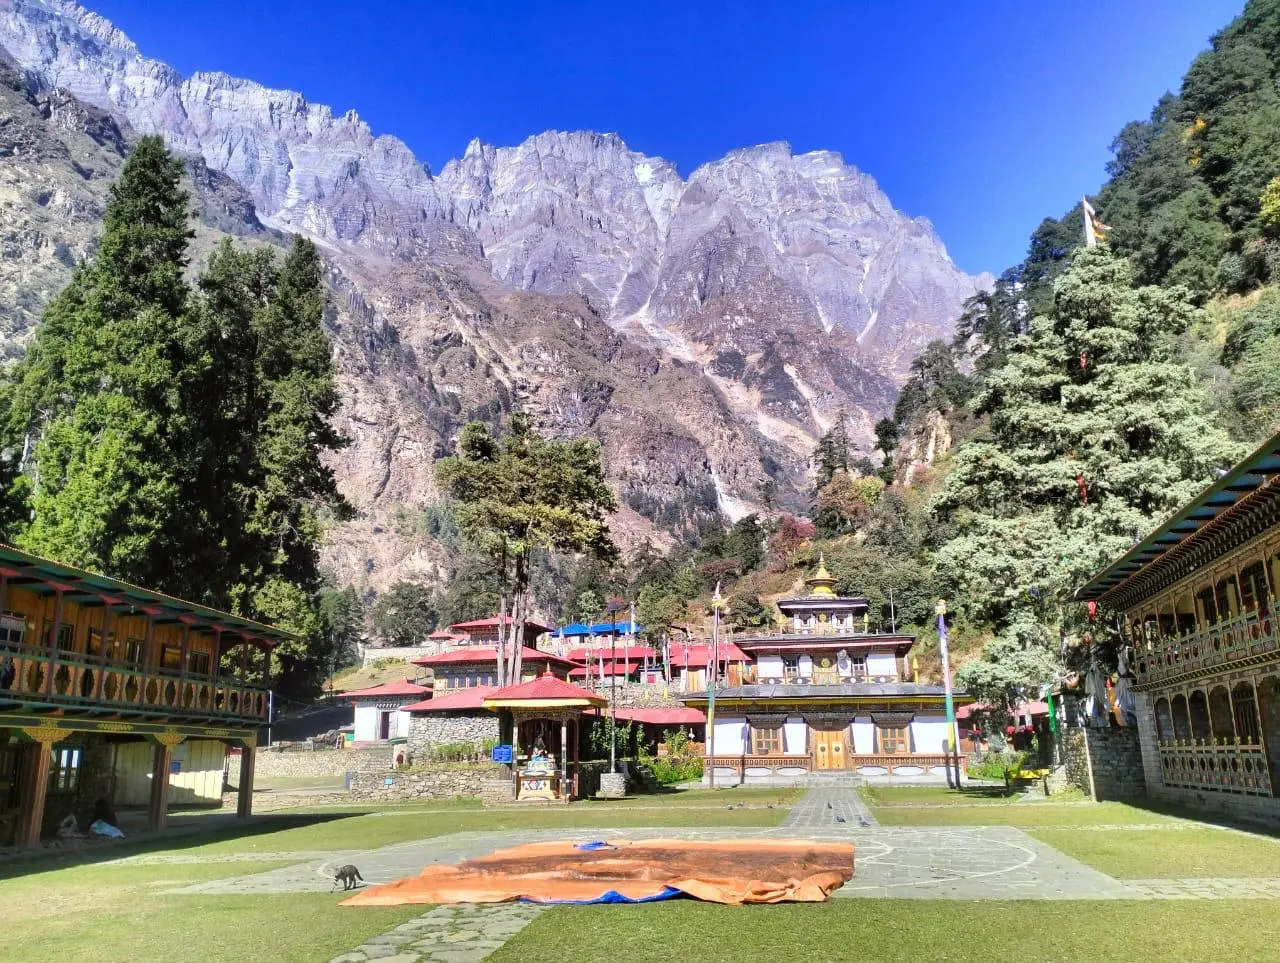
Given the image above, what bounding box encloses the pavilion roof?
[482,673,607,709]
[447,615,553,633]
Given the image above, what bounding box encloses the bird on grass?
[736,802,744,808]
[826,802,832,810]
[834,815,847,823]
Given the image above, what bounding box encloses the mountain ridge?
[0,0,988,592]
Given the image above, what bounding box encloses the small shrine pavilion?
[483,674,606,801]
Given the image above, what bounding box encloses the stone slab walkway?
[782,786,878,829]
[330,903,546,963]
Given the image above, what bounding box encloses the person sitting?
[92,796,119,829]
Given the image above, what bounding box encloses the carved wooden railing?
[705,752,963,777]
[706,754,814,776]
[0,645,269,724]
[1157,738,1273,795]
[1134,604,1280,685]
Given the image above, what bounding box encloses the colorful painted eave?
[0,542,298,643]
[1076,431,1280,604]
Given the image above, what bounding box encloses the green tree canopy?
[436,413,617,684]
[934,248,1242,705]
[371,581,438,646]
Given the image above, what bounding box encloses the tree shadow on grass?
[1118,798,1280,839]
[0,809,374,880]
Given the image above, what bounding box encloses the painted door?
[813,729,847,770]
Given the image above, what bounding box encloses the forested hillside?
[865,0,1280,705]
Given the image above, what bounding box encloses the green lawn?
[1031,826,1280,878]
[859,787,1190,827]
[489,900,1280,963]
[0,788,800,961]
[0,859,423,963]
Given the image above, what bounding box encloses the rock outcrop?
[0,0,989,590]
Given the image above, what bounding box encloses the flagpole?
[707,583,724,790]
[936,600,960,790]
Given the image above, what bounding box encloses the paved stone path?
[782,786,879,829]
[329,903,546,963]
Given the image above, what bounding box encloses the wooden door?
[813,729,847,770]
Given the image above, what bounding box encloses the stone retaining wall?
[347,764,511,803]
[407,714,500,758]
[1062,727,1145,801]
[255,747,389,779]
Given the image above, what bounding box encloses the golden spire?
[806,555,838,599]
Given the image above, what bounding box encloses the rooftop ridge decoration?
[804,555,838,599]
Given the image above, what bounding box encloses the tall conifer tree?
[934,248,1243,705]
[7,136,201,591]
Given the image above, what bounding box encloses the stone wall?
[1062,727,1145,801]
[407,713,500,759]
[254,747,389,779]
[347,764,511,803]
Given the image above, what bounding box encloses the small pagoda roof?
[482,673,607,709]
[775,556,866,607]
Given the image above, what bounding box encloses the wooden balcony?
[0,645,269,726]
[1135,606,1280,687]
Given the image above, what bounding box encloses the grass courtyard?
[4,784,1280,962]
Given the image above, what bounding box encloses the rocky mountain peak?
[1,0,992,584]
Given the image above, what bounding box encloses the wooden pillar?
[148,736,183,831]
[560,717,568,798]
[14,734,55,847]
[95,606,115,701]
[44,588,64,696]
[178,623,191,681]
[237,745,256,818]
[142,613,156,669]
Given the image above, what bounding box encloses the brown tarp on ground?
[342,838,854,906]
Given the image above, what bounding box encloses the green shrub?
[967,750,1025,783]
[649,756,704,786]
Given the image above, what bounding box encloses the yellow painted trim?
[482,697,606,709]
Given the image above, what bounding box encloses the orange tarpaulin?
[342,838,854,907]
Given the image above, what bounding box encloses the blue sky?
[91,0,1243,275]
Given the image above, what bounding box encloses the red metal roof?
[957,700,1049,721]
[341,679,430,699]
[610,706,706,726]
[486,674,605,703]
[403,686,498,713]
[667,643,750,667]
[412,646,576,668]
[447,616,553,633]
[567,660,641,677]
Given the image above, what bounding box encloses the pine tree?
[7,136,202,590]
[934,248,1243,705]
[193,235,352,691]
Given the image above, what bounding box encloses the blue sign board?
[491,744,514,764]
